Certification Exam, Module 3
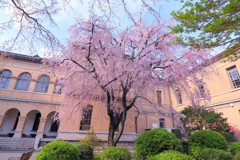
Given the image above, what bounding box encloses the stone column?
[8,78,17,90]
[28,81,36,92]
[0,115,5,131]
[13,116,27,138]
[36,118,47,138]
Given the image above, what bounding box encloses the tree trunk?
[105,89,135,146]
[108,123,116,146]
[107,111,127,146]
[113,111,127,146]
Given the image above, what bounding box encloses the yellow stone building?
[171,53,240,129]
[0,51,173,150]
[0,50,239,150]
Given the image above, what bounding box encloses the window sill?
[231,87,240,92]
[0,88,63,96]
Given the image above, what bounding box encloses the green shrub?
[79,130,104,153]
[189,146,202,159]
[93,154,102,160]
[131,152,138,160]
[78,142,93,160]
[200,148,233,160]
[36,140,80,160]
[188,130,228,153]
[147,150,194,160]
[135,128,182,159]
[222,131,237,143]
[101,147,131,160]
[230,142,240,155]
[233,152,240,160]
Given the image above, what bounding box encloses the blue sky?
[0,0,183,56]
[50,0,183,43]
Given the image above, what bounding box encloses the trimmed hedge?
[189,146,202,159]
[188,130,228,152]
[147,150,194,160]
[78,142,93,160]
[101,147,131,160]
[200,148,233,160]
[36,140,80,160]
[230,142,240,155]
[135,128,182,159]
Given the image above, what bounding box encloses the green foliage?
[200,148,233,160]
[147,150,194,160]
[36,140,80,160]
[93,154,102,160]
[171,0,240,58]
[79,129,104,153]
[135,128,183,159]
[189,146,202,159]
[77,142,93,160]
[230,142,240,155]
[181,106,235,142]
[233,152,240,160]
[188,130,228,153]
[101,147,131,160]
[131,152,138,160]
[222,131,237,143]
[172,129,182,139]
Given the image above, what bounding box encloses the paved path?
[0,151,38,160]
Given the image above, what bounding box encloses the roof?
[1,46,239,65]
[210,45,240,63]
[0,51,43,63]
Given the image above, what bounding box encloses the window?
[15,73,32,91]
[53,78,64,94]
[159,118,165,128]
[80,105,93,130]
[13,112,20,130]
[175,89,182,104]
[0,70,12,89]
[50,120,59,132]
[32,113,41,131]
[198,80,205,98]
[156,91,162,106]
[227,66,240,88]
[34,75,50,93]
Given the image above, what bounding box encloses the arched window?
[50,120,59,132]
[175,89,182,104]
[53,78,64,94]
[156,90,162,106]
[197,80,205,98]
[159,118,165,128]
[15,72,32,91]
[34,75,50,93]
[80,105,93,130]
[13,112,20,130]
[32,113,41,131]
[0,70,12,89]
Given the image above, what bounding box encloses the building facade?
[0,51,239,150]
[0,52,173,149]
[171,53,240,129]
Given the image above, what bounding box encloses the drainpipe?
[168,87,175,128]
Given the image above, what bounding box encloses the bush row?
[36,129,240,160]
[36,140,132,160]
